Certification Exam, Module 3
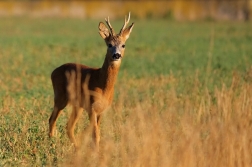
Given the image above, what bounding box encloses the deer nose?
[112,53,121,60]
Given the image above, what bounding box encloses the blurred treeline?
[0,0,251,21]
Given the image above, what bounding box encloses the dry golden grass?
[54,72,252,167]
[1,68,252,167]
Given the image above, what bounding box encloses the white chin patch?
[111,58,121,65]
[112,57,121,61]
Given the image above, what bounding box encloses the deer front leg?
[96,115,102,145]
[89,112,102,149]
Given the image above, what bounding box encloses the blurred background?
[1,1,252,166]
[0,0,251,21]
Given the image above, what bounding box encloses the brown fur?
[48,13,134,149]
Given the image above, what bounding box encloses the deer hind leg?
[67,106,82,147]
[49,96,67,137]
[49,107,62,137]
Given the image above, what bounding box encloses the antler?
[119,12,131,35]
[105,16,115,36]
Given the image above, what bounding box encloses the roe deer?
[49,13,134,149]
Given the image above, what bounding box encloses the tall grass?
[74,73,252,167]
[0,18,252,166]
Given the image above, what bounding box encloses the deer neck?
[99,56,121,94]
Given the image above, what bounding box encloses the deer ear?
[99,22,110,39]
[121,23,134,40]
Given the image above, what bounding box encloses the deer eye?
[122,44,125,48]
[108,44,113,48]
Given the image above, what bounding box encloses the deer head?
[98,12,134,65]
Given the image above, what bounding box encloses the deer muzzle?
[112,53,121,60]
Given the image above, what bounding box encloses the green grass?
[0,17,252,166]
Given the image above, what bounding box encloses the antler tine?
[120,12,131,35]
[105,16,115,36]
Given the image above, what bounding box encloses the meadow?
[0,17,252,166]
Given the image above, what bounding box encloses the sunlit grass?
[0,17,252,166]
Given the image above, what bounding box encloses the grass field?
[0,17,252,166]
